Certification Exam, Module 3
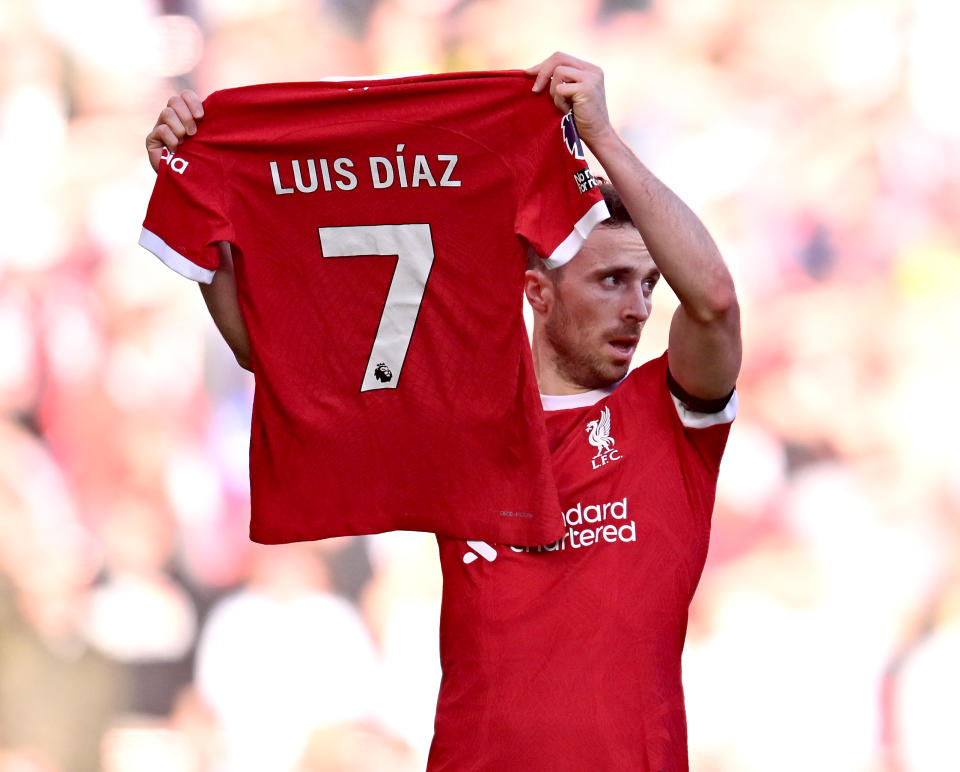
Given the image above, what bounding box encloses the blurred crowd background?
[1,0,959,769]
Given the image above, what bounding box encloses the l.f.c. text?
[269,144,461,194]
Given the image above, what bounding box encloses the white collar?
[539,380,621,411]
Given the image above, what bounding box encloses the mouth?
[607,337,639,360]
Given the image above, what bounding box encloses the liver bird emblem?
[586,406,615,458]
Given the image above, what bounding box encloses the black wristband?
[666,368,735,414]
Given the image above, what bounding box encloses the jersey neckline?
[540,383,618,411]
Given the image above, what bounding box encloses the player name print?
[269,144,461,195]
[510,496,636,553]
[586,405,622,469]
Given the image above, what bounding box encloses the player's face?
[545,226,659,389]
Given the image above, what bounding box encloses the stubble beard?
[544,308,628,391]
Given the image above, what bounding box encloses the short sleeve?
[513,106,609,269]
[139,134,232,284]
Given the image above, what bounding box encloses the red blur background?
[1,0,959,769]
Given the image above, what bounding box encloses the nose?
[622,285,650,324]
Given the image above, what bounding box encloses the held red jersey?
[139,72,609,546]
[430,353,736,771]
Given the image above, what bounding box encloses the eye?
[643,276,659,293]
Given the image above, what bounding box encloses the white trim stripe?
[672,390,738,429]
[542,199,610,269]
[138,228,216,284]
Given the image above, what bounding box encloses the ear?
[524,268,554,315]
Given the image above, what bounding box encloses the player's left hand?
[525,53,614,148]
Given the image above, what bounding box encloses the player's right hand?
[146,90,204,173]
[525,53,613,149]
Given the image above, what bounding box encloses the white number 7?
[318,224,435,392]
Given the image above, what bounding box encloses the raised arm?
[146,91,252,371]
[526,53,741,401]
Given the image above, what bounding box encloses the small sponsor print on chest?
[586,405,622,469]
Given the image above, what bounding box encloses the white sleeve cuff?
[541,200,610,269]
[139,227,216,284]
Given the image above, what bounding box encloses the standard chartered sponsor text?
[510,497,635,553]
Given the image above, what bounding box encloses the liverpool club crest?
[586,405,622,469]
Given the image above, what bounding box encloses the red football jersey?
[140,72,609,546]
[430,353,736,771]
